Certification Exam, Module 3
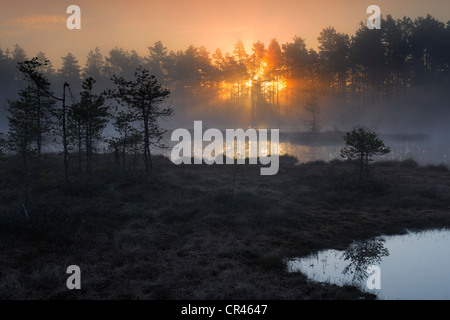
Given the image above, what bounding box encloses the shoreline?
[0,155,449,299]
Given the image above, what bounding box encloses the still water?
[164,131,450,165]
[280,139,450,165]
[286,229,450,300]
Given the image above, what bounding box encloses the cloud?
[177,25,249,35]
[3,15,66,33]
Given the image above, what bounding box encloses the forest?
[1,14,450,137]
[1,12,450,301]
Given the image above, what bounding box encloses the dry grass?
[0,155,449,299]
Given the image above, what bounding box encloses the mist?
[1,14,450,164]
[3,3,450,304]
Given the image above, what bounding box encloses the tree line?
[1,56,173,198]
[1,12,449,167]
[1,14,449,129]
[1,13,448,215]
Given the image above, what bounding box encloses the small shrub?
[279,154,299,167]
[400,159,419,168]
[329,159,344,166]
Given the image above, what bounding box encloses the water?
[286,229,450,300]
[280,140,450,165]
[163,130,450,165]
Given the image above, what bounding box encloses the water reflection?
[163,131,450,165]
[287,229,450,300]
[279,139,450,165]
[341,239,389,282]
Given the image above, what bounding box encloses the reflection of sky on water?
[280,138,450,165]
[165,137,450,165]
[287,229,450,300]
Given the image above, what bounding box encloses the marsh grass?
[0,154,449,299]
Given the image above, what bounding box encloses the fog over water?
[2,13,450,167]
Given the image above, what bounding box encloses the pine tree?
[340,125,391,180]
[58,53,81,91]
[303,94,320,134]
[109,67,173,173]
[7,88,37,158]
[109,110,142,171]
[0,133,5,156]
[83,47,104,80]
[16,57,70,183]
[68,101,85,174]
[69,77,109,175]
[7,88,38,212]
[18,57,56,155]
[82,77,108,174]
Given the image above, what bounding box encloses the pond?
[286,229,450,300]
[278,132,450,165]
[163,130,450,166]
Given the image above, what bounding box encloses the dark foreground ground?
[0,155,449,299]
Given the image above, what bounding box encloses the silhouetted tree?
[104,47,127,77]
[340,125,391,180]
[382,16,411,99]
[10,45,27,82]
[410,15,448,90]
[58,53,81,91]
[197,46,214,91]
[36,52,56,79]
[6,88,37,211]
[0,133,5,154]
[232,40,249,101]
[146,41,168,82]
[2,13,450,136]
[248,41,265,78]
[109,110,142,171]
[282,36,310,88]
[104,47,143,79]
[7,89,37,159]
[18,57,56,155]
[83,47,105,80]
[69,77,109,175]
[318,27,350,96]
[109,67,173,173]
[0,48,12,95]
[68,101,84,174]
[18,57,71,182]
[55,82,71,183]
[303,94,320,133]
[342,239,389,282]
[350,24,385,105]
[265,39,283,106]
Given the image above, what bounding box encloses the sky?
[1,0,450,68]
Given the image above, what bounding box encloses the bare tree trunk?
[113,143,120,169]
[62,82,69,184]
[122,145,126,171]
[37,87,42,155]
[23,107,30,212]
[359,152,364,181]
[143,110,152,173]
[86,87,92,176]
[78,127,82,175]
[23,151,29,214]
[85,123,90,175]
[365,153,369,180]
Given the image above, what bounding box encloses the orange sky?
[1,0,450,68]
